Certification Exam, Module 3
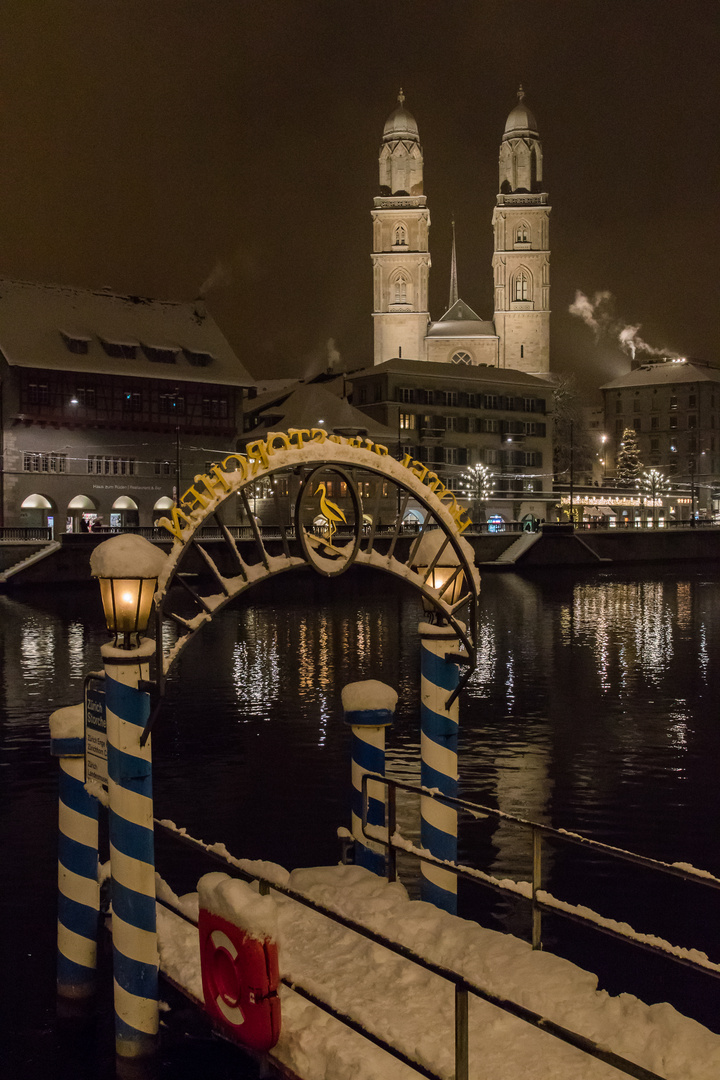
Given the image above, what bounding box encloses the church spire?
[448,219,458,310]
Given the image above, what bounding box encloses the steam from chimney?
[326,337,342,370]
[569,290,679,360]
[199,259,233,298]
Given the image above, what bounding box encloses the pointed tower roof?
[383,89,420,143]
[448,220,458,311]
[503,85,539,140]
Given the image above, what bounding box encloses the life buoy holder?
[198,908,281,1052]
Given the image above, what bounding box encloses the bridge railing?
[362,774,720,981]
[156,819,669,1080]
[0,526,53,542]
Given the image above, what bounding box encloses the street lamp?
[411,530,467,622]
[88,532,167,1059]
[90,534,165,648]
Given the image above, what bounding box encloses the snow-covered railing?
[361,774,720,981]
[155,819,667,1080]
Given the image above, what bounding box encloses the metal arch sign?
[157,430,472,546]
[153,430,480,678]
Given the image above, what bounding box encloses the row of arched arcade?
[19,493,176,534]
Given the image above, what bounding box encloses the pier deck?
[155,860,720,1080]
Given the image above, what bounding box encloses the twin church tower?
[371,88,550,374]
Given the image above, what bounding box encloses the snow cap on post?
[342,680,398,727]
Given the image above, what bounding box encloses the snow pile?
[49,702,83,739]
[155,857,720,1079]
[198,872,278,943]
[90,533,167,578]
[341,680,398,715]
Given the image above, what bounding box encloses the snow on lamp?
[90,534,166,648]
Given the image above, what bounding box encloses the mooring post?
[342,680,397,876]
[103,639,159,1061]
[419,622,460,914]
[50,704,99,1005]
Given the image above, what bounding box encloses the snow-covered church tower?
[491,87,551,373]
[371,91,431,365]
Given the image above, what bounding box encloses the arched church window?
[394,224,407,246]
[451,351,472,365]
[394,273,408,304]
[516,223,528,243]
[514,271,529,302]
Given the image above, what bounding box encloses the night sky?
[0,1,717,394]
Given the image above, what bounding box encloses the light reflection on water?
[3,564,720,1058]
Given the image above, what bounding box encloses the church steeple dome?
[383,89,420,144]
[379,90,424,196]
[503,85,539,140]
[498,85,543,194]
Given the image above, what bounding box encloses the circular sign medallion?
[295,466,362,577]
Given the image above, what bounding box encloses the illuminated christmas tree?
[616,428,643,486]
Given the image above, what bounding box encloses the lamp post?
[412,534,467,915]
[90,534,165,1063]
[689,457,696,527]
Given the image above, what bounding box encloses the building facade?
[601,358,720,516]
[349,357,553,522]
[0,280,254,532]
[372,88,551,376]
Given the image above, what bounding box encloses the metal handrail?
[155,819,667,1080]
[362,774,720,978]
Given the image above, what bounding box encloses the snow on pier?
[156,860,720,1080]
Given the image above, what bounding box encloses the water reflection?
[3,566,720,1047]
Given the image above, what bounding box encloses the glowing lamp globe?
[411,530,466,621]
[90,534,166,648]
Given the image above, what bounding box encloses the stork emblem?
[315,481,346,542]
[296,466,362,578]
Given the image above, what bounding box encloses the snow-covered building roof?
[356,356,550,390]
[242,381,398,444]
[0,278,254,387]
[600,359,720,390]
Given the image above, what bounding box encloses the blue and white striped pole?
[342,681,397,877]
[51,704,99,1002]
[103,641,158,1060]
[419,623,460,914]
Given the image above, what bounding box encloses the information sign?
[85,679,107,788]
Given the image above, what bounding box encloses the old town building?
[0,280,254,532]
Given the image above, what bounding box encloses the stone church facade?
[372,88,551,376]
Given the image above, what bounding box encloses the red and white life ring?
[198,908,281,1052]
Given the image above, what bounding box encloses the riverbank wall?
[2,526,720,589]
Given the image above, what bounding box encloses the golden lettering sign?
[158,432,471,541]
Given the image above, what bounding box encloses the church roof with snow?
[426,298,497,339]
[0,278,254,387]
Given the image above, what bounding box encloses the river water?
[2,563,720,1076]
